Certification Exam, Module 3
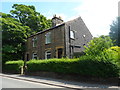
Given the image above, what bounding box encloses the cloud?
[73,0,118,37]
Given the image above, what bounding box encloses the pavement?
[0,73,119,89]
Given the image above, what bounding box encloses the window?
[45,51,51,59]
[32,53,37,59]
[83,35,86,38]
[83,44,86,46]
[45,32,51,44]
[32,37,37,47]
[74,45,81,48]
[70,30,75,39]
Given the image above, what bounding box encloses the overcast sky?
[1,0,119,37]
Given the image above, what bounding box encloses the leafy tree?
[1,4,52,65]
[109,17,120,46]
[1,12,31,64]
[10,4,52,33]
[84,35,113,56]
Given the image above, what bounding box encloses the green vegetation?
[84,35,120,68]
[5,60,24,73]
[102,46,120,67]
[26,58,119,78]
[84,35,113,56]
[1,4,52,66]
[10,4,52,32]
[109,17,120,46]
[1,12,31,65]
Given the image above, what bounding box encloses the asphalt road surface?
[1,76,118,90]
[2,76,63,88]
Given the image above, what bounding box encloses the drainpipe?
[68,26,72,58]
[64,24,66,58]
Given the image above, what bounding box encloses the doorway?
[57,48,63,58]
[26,54,29,61]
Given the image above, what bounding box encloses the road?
[0,75,118,90]
[2,76,63,88]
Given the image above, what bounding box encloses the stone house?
[25,15,92,61]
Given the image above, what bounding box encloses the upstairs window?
[32,53,37,60]
[45,32,51,44]
[83,35,86,38]
[70,30,75,39]
[32,37,37,47]
[45,51,51,59]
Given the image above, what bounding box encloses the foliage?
[5,60,24,73]
[26,58,78,73]
[1,4,52,65]
[109,17,120,46]
[1,13,31,64]
[84,35,113,56]
[10,4,52,33]
[26,58,119,78]
[101,46,120,67]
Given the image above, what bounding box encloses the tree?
[84,35,113,56]
[10,4,52,33]
[109,17,120,46]
[1,4,52,66]
[1,12,31,64]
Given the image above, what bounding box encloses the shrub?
[26,58,119,78]
[79,55,119,77]
[100,46,120,68]
[84,35,113,56]
[26,58,79,73]
[5,60,24,73]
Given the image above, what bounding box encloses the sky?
[1,0,119,37]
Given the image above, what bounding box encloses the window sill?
[45,43,51,45]
[70,38,75,40]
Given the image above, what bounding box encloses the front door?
[26,54,29,61]
[58,48,63,58]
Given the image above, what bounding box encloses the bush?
[84,35,113,56]
[26,58,78,73]
[102,46,120,67]
[5,60,24,73]
[79,55,119,77]
[26,58,119,78]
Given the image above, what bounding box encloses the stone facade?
[25,16,92,61]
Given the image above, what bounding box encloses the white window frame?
[70,30,75,39]
[32,53,37,60]
[45,51,51,59]
[45,32,51,44]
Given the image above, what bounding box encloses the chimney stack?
[52,14,63,27]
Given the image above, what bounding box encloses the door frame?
[55,46,64,58]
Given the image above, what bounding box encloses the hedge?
[26,58,120,78]
[5,60,24,73]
